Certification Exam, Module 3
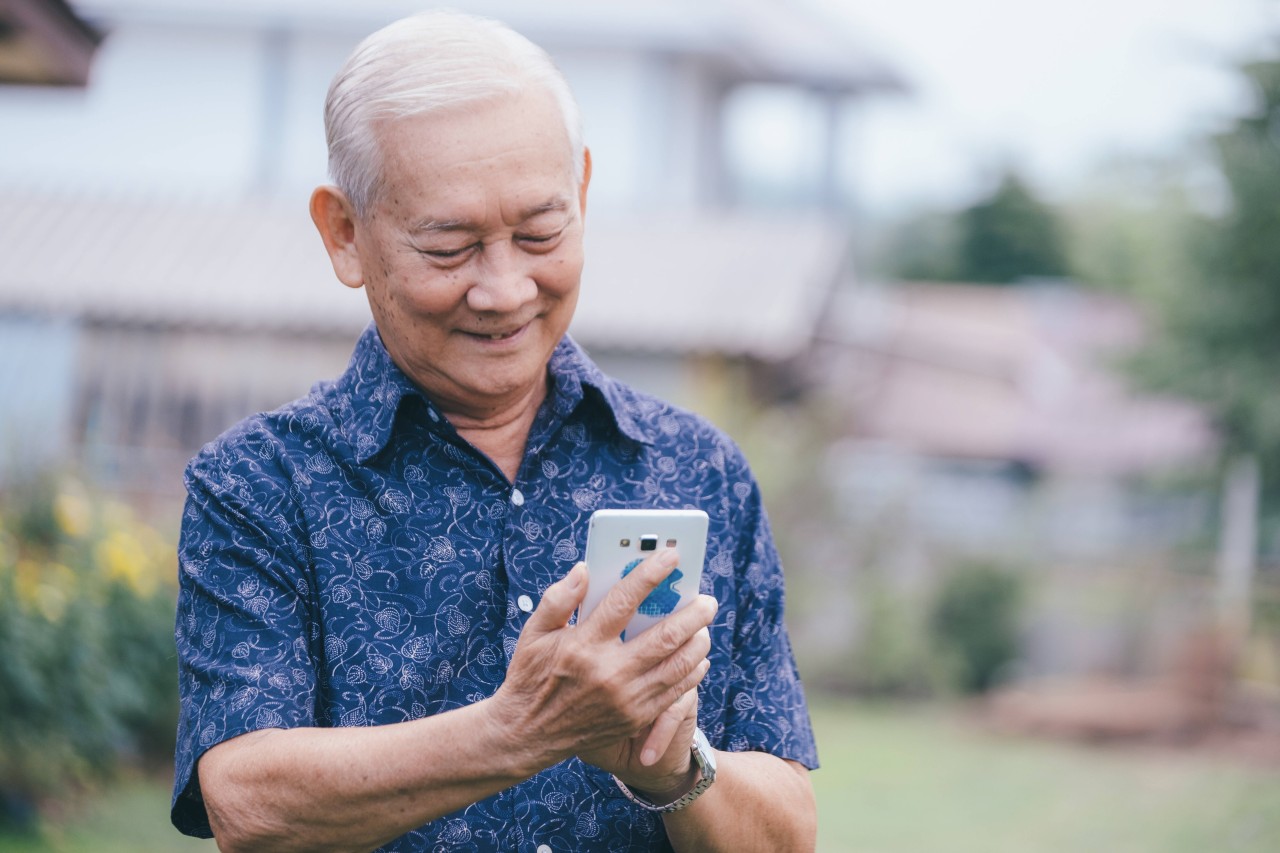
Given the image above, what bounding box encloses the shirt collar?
[335,325,655,465]
[545,336,655,447]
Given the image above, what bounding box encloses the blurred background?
[2,0,1279,850]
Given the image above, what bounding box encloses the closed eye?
[517,229,564,250]
[419,244,477,261]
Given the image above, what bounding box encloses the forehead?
[373,89,576,213]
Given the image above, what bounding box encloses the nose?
[466,241,537,314]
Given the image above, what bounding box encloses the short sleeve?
[171,441,320,837]
[719,462,819,770]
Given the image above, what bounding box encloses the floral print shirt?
[172,325,818,851]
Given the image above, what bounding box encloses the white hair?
[324,10,585,217]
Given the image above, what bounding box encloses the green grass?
[811,698,1280,852]
[0,774,214,853]
[2,703,1277,851]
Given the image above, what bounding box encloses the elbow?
[205,789,305,853]
[787,761,819,851]
[203,779,274,853]
[199,743,290,853]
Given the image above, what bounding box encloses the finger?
[630,651,709,734]
[522,562,588,638]
[582,548,681,638]
[639,690,698,766]
[626,596,717,667]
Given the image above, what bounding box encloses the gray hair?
[324,10,584,217]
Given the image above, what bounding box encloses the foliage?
[927,562,1024,694]
[0,477,178,820]
[1059,154,1209,304]
[844,577,938,698]
[955,171,1070,284]
[1130,53,1280,498]
[872,170,1070,285]
[869,209,962,282]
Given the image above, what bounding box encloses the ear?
[310,185,365,289]
[577,147,592,217]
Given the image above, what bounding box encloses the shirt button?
[427,407,440,422]
[511,488,525,506]
[517,594,534,613]
[537,846,552,853]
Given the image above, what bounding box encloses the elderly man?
[172,10,817,852]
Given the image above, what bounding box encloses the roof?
[0,0,102,85]
[0,191,848,361]
[823,282,1216,475]
[72,0,906,95]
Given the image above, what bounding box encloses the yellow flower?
[53,489,92,539]
[95,530,156,597]
[14,558,42,608]
[35,583,68,623]
[12,559,74,621]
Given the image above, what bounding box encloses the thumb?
[523,562,588,637]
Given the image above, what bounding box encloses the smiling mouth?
[467,323,528,341]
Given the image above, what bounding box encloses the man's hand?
[487,549,716,786]
[581,687,702,803]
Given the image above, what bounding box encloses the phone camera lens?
[640,535,658,552]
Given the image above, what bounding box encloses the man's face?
[349,88,586,418]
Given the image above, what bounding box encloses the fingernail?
[566,562,585,589]
[641,747,657,766]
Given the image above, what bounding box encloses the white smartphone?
[578,509,709,641]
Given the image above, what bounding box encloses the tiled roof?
[824,282,1216,474]
[0,191,848,360]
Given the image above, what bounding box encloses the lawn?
[1,699,1276,851]
[811,698,1280,852]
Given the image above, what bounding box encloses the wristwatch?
[614,727,717,813]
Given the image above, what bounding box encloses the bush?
[846,579,938,698]
[928,562,1025,694]
[0,477,178,819]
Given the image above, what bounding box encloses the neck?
[442,380,548,483]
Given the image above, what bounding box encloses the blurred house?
[0,0,900,493]
[818,281,1217,562]
[0,0,101,85]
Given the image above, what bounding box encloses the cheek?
[542,250,585,296]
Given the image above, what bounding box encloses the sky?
[800,0,1278,214]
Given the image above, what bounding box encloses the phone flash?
[620,538,630,547]
[666,538,677,548]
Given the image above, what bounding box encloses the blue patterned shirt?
[172,325,818,851]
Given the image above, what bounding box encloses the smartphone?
[578,509,709,641]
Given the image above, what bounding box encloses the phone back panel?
[579,509,709,641]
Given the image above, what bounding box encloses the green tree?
[1060,154,1205,304]
[956,170,1070,284]
[928,563,1024,694]
[1133,55,1280,493]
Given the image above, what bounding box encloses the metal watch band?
[613,727,717,814]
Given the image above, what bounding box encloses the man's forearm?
[662,753,816,853]
[200,699,535,853]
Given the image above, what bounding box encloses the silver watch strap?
[613,729,716,813]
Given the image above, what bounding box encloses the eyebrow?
[409,197,572,234]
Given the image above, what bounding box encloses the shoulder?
[183,383,343,497]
